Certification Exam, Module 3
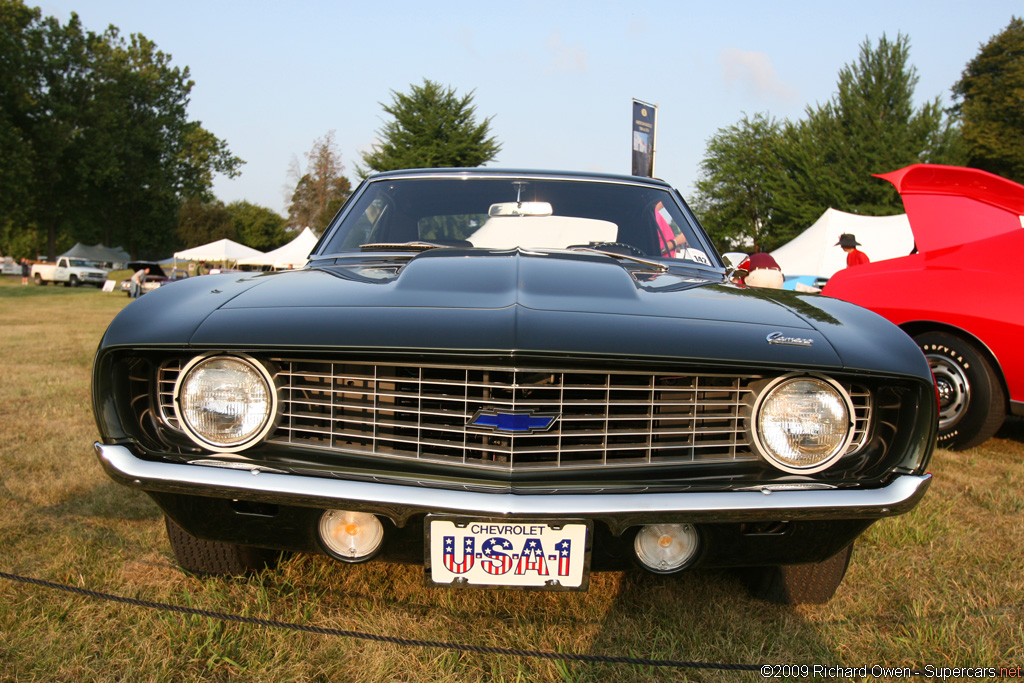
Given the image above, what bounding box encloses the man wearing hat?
[836,233,869,268]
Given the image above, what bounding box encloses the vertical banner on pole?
[631,99,657,177]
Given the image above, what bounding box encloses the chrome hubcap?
[927,354,970,430]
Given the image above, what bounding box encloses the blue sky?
[40,1,1021,215]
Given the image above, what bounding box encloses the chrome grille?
[156,359,873,471]
[273,361,760,469]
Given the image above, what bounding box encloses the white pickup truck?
[31,256,109,287]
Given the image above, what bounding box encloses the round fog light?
[319,510,384,563]
[634,523,699,574]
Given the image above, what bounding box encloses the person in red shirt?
[836,233,870,267]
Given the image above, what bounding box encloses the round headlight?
[753,375,853,474]
[174,354,276,451]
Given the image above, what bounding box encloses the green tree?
[951,17,1024,183]
[0,0,38,255]
[77,28,243,258]
[692,34,962,250]
[692,113,786,252]
[771,35,962,236]
[0,1,243,259]
[358,79,501,176]
[286,130,351,234]
[176,197,233,247]
[227,200,287,250]
[19,8,93,259]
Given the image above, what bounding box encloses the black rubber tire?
[164,517,281,576]
[915,331,1005,451]
[69,275,80,287]
[744,544,853,605]
[34,274,44,285]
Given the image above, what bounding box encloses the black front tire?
[915,331,1005,450]
[164,517,281,575]
[744,544,853,605]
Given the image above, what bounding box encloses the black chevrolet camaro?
[92,169,936,604]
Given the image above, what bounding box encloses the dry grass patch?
[0,277,1021,681]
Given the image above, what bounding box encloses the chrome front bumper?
[95,443,931,534]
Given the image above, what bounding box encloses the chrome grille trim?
[156,358,873,471]
[157,359,183,430]
[848,385,872,453]
[271,361,756,469]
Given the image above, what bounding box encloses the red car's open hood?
[877,164,1024,253]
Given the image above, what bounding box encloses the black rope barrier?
[1,570,760,672]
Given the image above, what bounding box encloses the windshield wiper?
[358,242,672,274]
[359,241,448,251]
[567,247,669,273]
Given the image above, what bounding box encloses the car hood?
[101,250,927,375]
[125,262,168,278]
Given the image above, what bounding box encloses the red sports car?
[823,164,1024,450]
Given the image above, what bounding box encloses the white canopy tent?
[236,227,319,269]
[770,208,914,279]
[60,242,131,266]
[173,238,264,265]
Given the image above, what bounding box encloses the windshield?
[317,176,717,267]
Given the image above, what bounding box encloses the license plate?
[426,517,591,590]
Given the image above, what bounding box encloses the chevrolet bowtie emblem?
[467,409,559,434]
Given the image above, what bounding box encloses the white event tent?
[770,208,914,280]
[236,227,319,270]
[60,242,131,266]
[173,238,264,266]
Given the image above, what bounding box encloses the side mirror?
[721,252,748,271]
[720,250,753,278]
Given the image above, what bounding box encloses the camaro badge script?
[468,409,559,434]
[766,331,814,347]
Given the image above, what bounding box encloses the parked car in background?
[31,256,107,287]
[824,164,1024,450]
[118,261,188,296]
[92,169,936,604]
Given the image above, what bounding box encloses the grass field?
[0,276,1020,682]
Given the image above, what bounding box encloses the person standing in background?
[130,266,149,299]
[836,234,869,268]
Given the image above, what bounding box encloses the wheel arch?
[898,320,1010,411]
